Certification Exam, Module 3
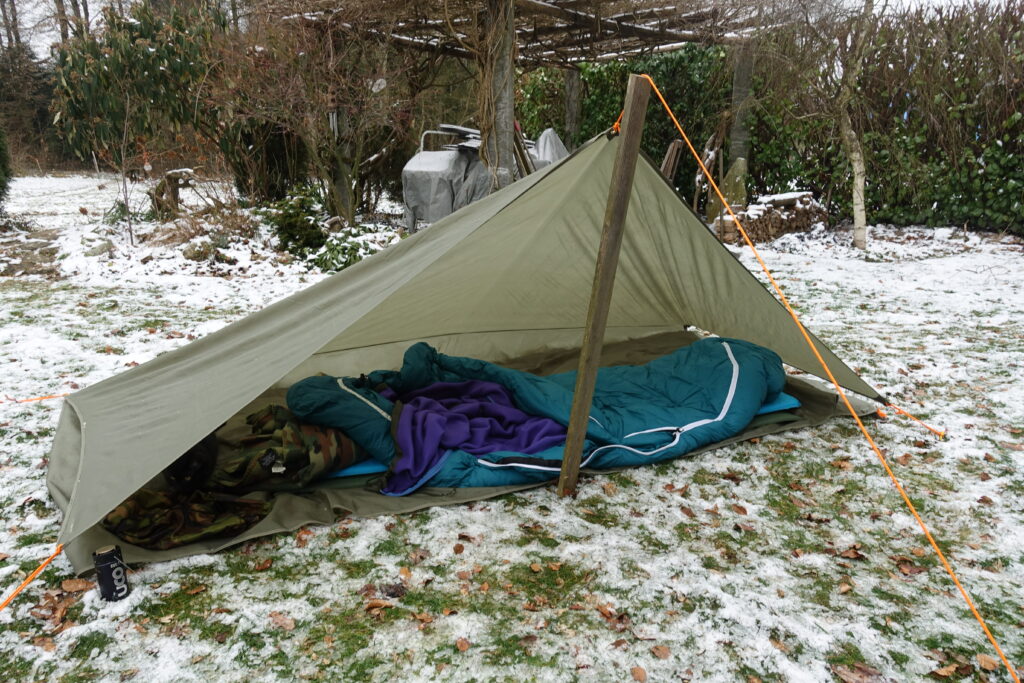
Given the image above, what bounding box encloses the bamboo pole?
[557,74,651,497]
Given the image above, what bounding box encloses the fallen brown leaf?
[631,666,648,682]
[33,636,56,652]
[253,558,272,572]
[383,582,407,597]
[839,545,866,560]
[976,653,998,671]
[731,504,748,515]
[456,637,471,652]
[898,561,926,576]
[930,663,958,678]
[184,584,207,596]
[295,528,314,548]
[408,548,430,565]
[651,645,670,659]
[680,506,696,519]
[530,563,542,573]
[831,662,883,683]
[61,578,94,593]
[453,543,465,555]
[269,612,295,631]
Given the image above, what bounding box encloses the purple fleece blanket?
[383,380,566,495]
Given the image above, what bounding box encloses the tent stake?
[558,73,651,497]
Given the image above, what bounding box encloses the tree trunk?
[563,67,581,151]
[53,0,70,43]
[839,108,867,249]
[727,40,754,166]
[6,0,21,46]
[80,0,90,34]
[477,0,515,191]
[0,0,12,48]
[68,0,84,37]
[327,147,358,225]
[834,0,873,250]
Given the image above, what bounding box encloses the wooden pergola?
[279,0,766,185]
[379,1,760,66]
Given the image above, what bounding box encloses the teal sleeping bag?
[288,338,785,490]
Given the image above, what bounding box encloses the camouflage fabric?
[101,488,272,550]
[204,404,361,493]
[102,405,360,549]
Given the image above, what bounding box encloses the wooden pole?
[557,74,651,497]
[660,139,684,182]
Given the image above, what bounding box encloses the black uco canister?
[92,544,131,601]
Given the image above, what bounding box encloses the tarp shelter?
[47,132,879,574]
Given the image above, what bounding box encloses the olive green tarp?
[47,133,880,574]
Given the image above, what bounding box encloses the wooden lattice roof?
[280,1,766,66]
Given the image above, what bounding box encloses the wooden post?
[478,0,515,190]
[660,139,684,182]
[557,74,651,497]
[563,68,582,151]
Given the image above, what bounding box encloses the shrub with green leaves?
[261,185,330,254]
[52,4,305,202]
[260,184,396,271]
[751,2,1024,233]
[310,226,396,272]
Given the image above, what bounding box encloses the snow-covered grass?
[1,176,1023,682]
